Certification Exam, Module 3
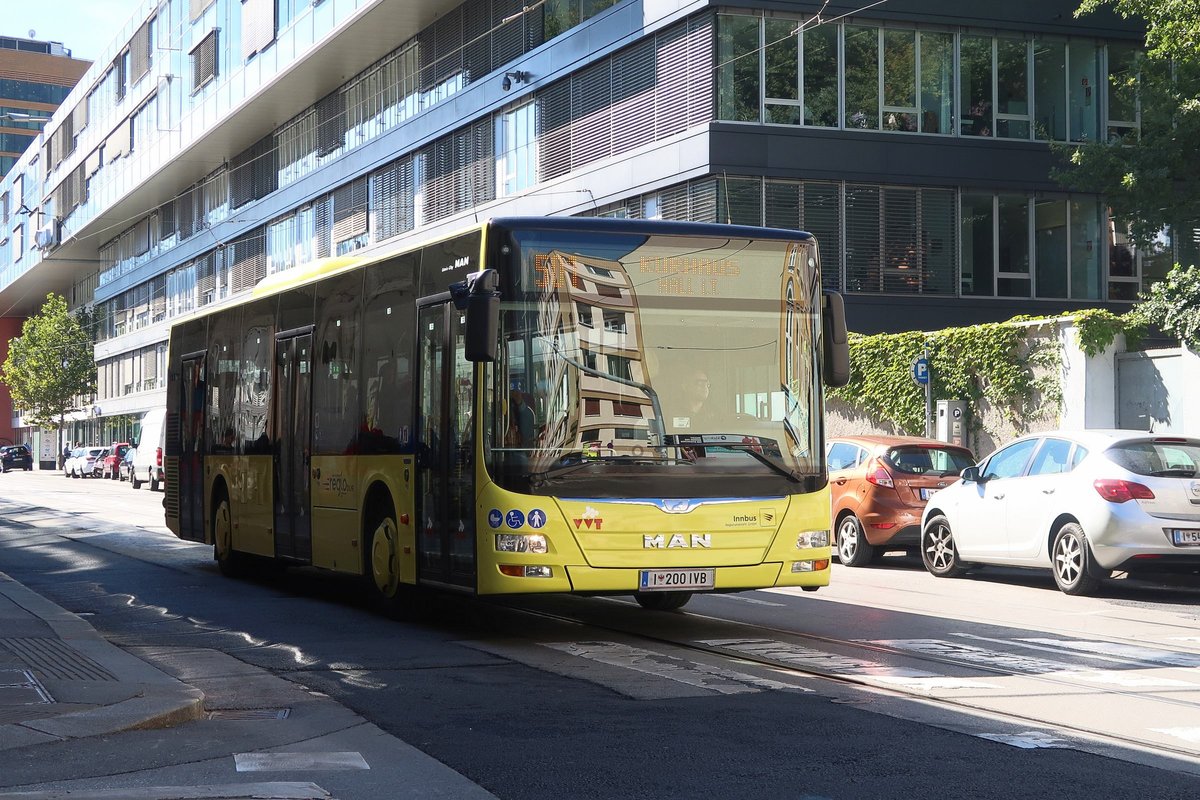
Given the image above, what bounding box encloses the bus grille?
[164,459,180,518]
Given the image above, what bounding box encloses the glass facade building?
[0,0,1176,437]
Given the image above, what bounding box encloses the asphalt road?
[0,470,1197,799]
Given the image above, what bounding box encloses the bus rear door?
[178,353,206,541]
[273,329,313,562]
[415,301,476,589]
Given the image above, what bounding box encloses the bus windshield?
[487,227,824,498]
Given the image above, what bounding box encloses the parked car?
[101,443,131,480]
[0,444,33,472]
[920,430,1200,595]
[131,409,166,490]
[92,448,109,477]
[828,435,975,566]
[119,447,137,483]
[66,446,107,478]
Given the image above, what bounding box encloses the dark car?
[119,447,137,482]
[0,445,33,472]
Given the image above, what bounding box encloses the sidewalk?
[0,570,204,751]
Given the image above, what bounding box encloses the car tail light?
[865,459,894,488]
[156,446,163,467]
[1093,478,1155,503]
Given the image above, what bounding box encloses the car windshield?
[1106,439,1200,477]
[885,445,975,476]
[486,227,825,498]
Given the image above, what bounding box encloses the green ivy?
[829,311,1141,439]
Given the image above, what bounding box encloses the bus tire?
[213,490,247,578]
[364,503,409,618]
[131,470,141,489]
[149,471,159,492]
[634,591,692,611]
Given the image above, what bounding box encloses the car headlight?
[495,533,548,554]
[796,530,830,549]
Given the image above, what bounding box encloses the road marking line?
[1019,638,1200,668]
[978,731,1069,749]
[1151,727,1200,743]
[542,641,805,693]
[702,638,936,678]
[234,752,369,772]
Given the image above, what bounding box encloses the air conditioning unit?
[34,221,59,250]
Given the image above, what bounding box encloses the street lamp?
[0,112,52,124]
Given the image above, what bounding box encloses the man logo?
[644,534,711,549]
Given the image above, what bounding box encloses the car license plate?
[919,487,933,500]
[1171,529,1200,546]
[639,568,714,591]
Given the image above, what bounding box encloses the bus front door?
[178,354,205,542]
[273,331,313,562]
[415,302,476,589]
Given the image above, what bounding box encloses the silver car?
[920,430,1200,595]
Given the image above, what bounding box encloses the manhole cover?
[207,707,291,720]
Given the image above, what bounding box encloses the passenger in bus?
[213,427,237,454]
[507,389,536,450]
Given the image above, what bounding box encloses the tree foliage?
[1131,263,1200,350]
[1053,1,1200,246]
[1,293,97,430]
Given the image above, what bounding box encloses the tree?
[1,293,97,466]
[1053,1,1200,247]
[1132,263,1200,350]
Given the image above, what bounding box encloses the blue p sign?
[911,357,930,386]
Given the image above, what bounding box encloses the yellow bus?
[165,217,849,612]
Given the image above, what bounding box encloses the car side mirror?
[960,466,981,483]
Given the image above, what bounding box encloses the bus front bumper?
[477,561,830,595]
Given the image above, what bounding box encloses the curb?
[0,572,205,750]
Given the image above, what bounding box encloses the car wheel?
[921,515,966,578]
[1052,523,1107,596]
[836,514,876,567]
[634,591,693,611]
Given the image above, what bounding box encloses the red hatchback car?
[102,443,131,480]
[827,435,975,566]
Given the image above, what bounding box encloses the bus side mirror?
[822,290,850,387]
[453,269,500,363]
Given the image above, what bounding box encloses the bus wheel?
[213,493,247,578]
[365,509,408,617]
[634,591,692,611]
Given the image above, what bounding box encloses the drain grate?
[0,638,116,681]
[207,707,291,720]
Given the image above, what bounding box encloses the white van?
[131,408,166,491]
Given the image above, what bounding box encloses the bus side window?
[360,255,417,453]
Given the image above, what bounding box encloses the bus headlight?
[796,530,830,549]
[791,559,830,572]
[495,533,548,554]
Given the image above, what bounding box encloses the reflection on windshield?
[490,231,823,497]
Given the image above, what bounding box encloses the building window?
[602,309,626,333]
[242,0,276,60]
[607,354,633,381]
[191,30,218,92]
[495,102,536,197]
[1107,41,1140,141]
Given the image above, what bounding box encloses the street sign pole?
[924,348,932,438]
[911,350,933,438]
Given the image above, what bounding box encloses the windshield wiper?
[1150,468,1197,478]
[530,454,673,485]
[691,441,802,483]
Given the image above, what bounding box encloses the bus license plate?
[1171,529,1200,546]
[639,568,715,591]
